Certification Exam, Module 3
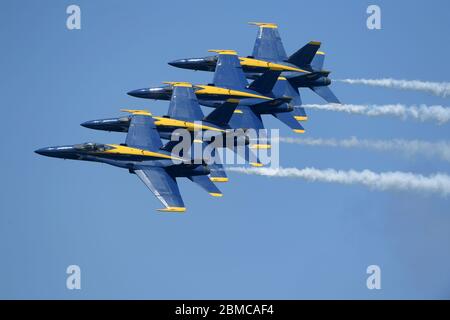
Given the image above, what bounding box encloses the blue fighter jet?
[128,49,304,138]
[81,82,264,184]
[167,22,340,106]
[35,109,225,212]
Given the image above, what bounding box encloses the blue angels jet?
[81,82,264,183]
[35,109,226,212]
[167,22,340,105]
[128,49,305,137]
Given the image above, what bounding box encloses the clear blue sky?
[1,0,449,299]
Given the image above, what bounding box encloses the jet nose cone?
[168,59,185,68]
[35,147,52,156]
[127,88,148,98]
[80,120,95,129]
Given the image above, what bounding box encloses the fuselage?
[81,115,229,135]
[35,143,212,183]
[167,55,332,89]
[34,143,181,169]
[127,78,300,112]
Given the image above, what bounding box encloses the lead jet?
[35,109,225,212]
[128,49,305,138]
[167,22,340,106]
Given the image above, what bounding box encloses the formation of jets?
[36,23,340,212]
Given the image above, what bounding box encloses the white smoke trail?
[337,78,450,98]
[279,137,450,162]
[228,167,450,196]
[303,103,450,124]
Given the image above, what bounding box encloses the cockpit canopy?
[74,142,113,152]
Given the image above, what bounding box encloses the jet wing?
[123,110,163,150]
[134,167,186,212]
[167,83,205,121]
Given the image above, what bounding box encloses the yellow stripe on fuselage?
[239,57,309,73]
[163,81,193,87]
[101,144,182,161]
[194,85,272,100]
[208,49,237,55]
[152,116,225,132]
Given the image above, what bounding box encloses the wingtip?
[250,162,264,167]
[209,193,223,197]
[120,109,152,116]
[210,177,229,183]
[248,22,278,28]
[208,49,237,55]
[249,144,272,150]
[157,207,186,213]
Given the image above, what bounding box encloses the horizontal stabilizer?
[209,150,228,182]
[272,112,305,133]
[310,86,340,104]
[229,105,264,130]
[293,106,308,121]
[188,175,222,197]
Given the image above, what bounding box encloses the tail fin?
[210,50,248,90]
[247,70,282,94]
[165,82,205,121]
[203,99,239,126]
[122,109,163,150]
[287,41,321,69]
[311,51,325,70]
[310,86,340,104]
[188,175,223,197]
[249,22,287,61]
